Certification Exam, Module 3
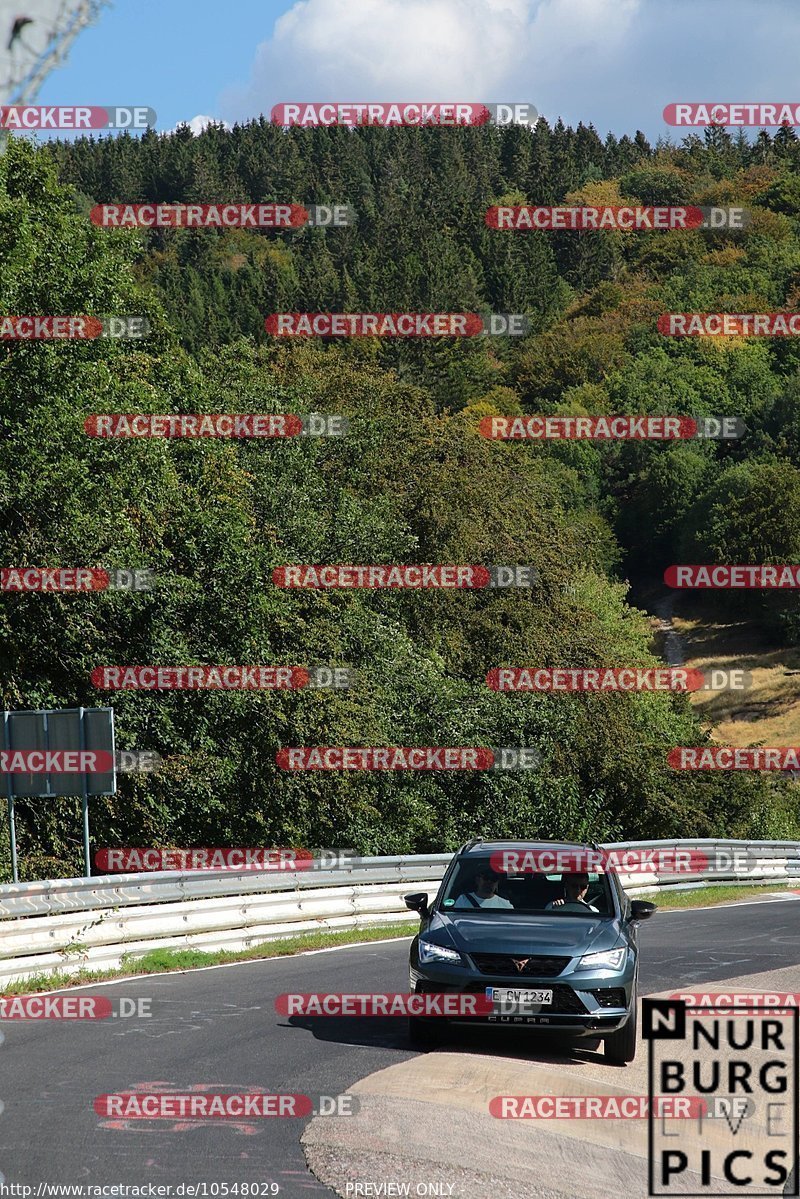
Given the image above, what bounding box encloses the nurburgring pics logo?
[660,314,800,337]
[90,665,352,690]
[264,313,529,336]
[2,568,154,591]
[270,102,537,127]
[0,106,155,130]
[665,566,800,588]
[272,564,536,588]
[479,415,744,441]
[663,103,800,126]
[276,747,539,771]
[90,203,355,228]
[84,414,347,438]
[94,847,357,872]
[487,667,751,692]
[486,206,748,231]
[0,316,149,339]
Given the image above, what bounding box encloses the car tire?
[408,1016,444,1049]
[604,999,637,1065]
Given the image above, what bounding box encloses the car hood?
[428,911,624,956]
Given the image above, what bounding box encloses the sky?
[5,0,800,142]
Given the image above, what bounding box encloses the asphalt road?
[1,897,798,1196]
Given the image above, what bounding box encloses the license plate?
[486,987,553,1006]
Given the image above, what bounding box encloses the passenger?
[452,867,514,909]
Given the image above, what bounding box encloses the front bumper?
[409,953,635,1035]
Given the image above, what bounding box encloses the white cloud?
[171,114,231,135]
[223,0,641,124]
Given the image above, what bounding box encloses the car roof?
[458,839,601,856]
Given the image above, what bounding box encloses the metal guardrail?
[0,840,797,985]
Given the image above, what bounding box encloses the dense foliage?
[1,119,799,879]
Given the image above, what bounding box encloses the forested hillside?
[2,119,799,879]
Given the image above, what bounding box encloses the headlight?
[576,948,627,971]
[418,940,462,965]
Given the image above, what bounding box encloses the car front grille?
[470,953,570,978]
[590,988,627,1009]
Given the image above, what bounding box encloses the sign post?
[1,707,115,881]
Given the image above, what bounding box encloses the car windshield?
[440,855,615,916]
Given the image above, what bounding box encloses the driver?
[453,867,514,909]
[546,871,599,912]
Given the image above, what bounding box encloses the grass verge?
[2,885,796,995]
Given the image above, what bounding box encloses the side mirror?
[404,892,430,916]
[630,900,657,921]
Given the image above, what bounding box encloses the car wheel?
[408,1015,445,1049]
[604,999,637,1065]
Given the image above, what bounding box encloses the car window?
[440,857,614,914]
